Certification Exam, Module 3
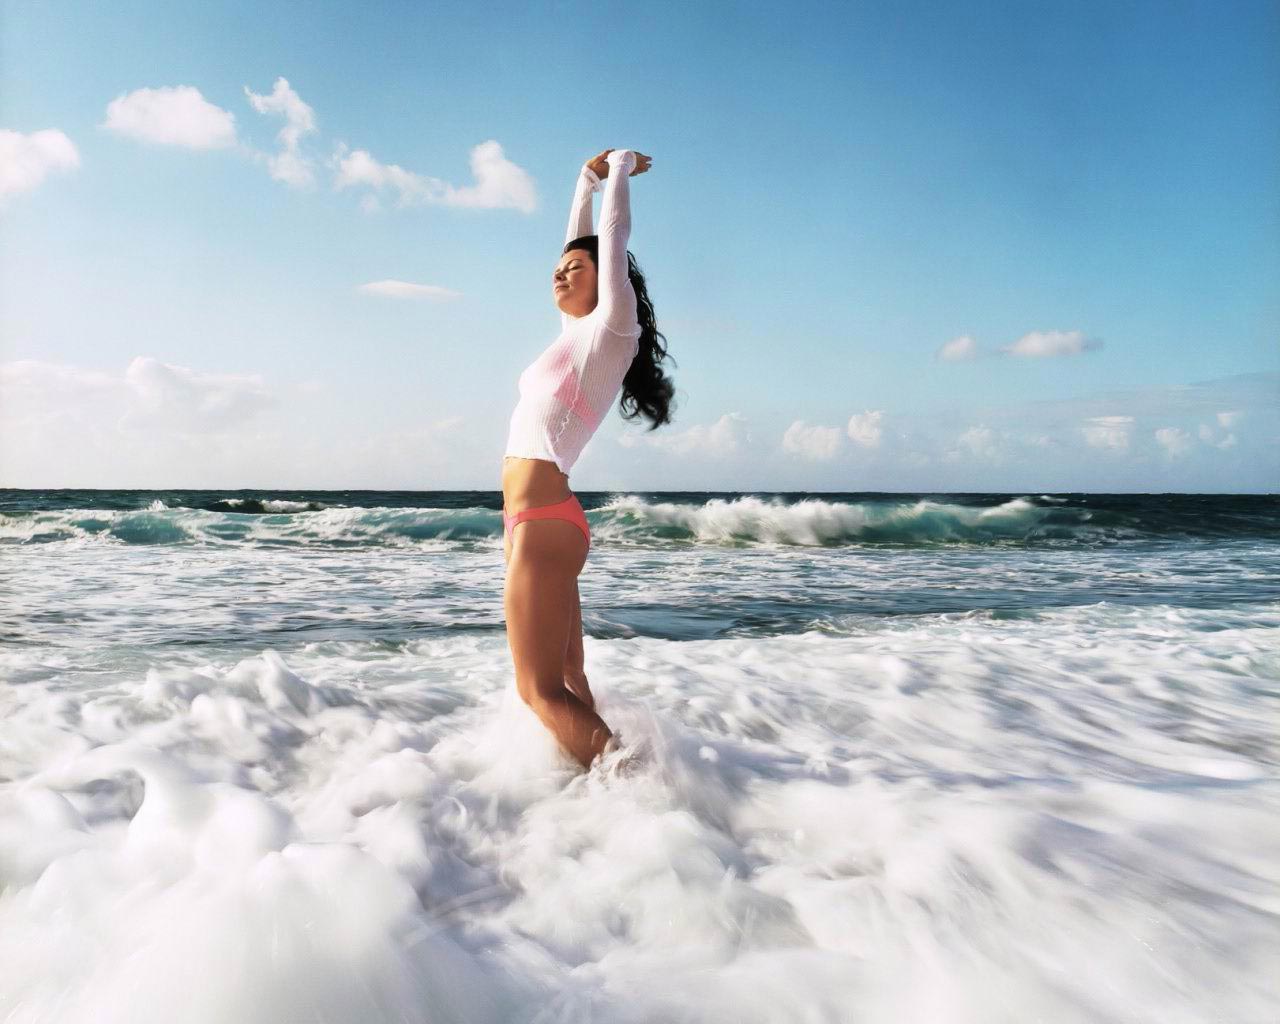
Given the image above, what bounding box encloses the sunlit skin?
[553,149,652,319]
[503,148,653,770]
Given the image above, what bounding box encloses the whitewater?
[1,489,1277,1023]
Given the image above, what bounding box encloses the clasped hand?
[586,149,653,179]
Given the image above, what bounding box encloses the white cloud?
[619,411,750,458]
[244,77,314,151]
[120,357,276,433]
[0,357,278,485]
[0,359,119,410]
[945,424,1001,462]
[937,334,978,361]
[936,329,1102,364]
[0,128,80,202]
[358,280,461,300]
[1154,426,1192,458]
[846,409,884,448]
[0,356,275,435]
[781,420,842,461]
[244,77,317,187]
[4,363,1274,490]
[102,85,238,149]
[1001,329,1100,358]
[0,357,485,488]
[1199,412,1240,450]
[333,139,537,212]
[1081,414,1134,451]
[334,148,392,189]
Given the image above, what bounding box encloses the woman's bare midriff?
[502,455,573,513]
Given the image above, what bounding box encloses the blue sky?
[1,0,1276,491]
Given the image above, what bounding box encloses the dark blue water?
[3,489,1277,544]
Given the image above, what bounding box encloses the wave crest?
[591,494,1107,547]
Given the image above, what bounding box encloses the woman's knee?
[516,671,568,708]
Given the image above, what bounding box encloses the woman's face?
[553,248,597,318]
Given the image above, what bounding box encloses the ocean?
[1,489,1277,1023]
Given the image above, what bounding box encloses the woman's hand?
[586,149,652,179]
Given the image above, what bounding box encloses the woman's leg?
[506,511,592,708]
[563,580,595,710]
[504,518,612,769]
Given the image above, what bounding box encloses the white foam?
[593,493,1084,546]
[2,600,1277,1022]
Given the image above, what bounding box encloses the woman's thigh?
[503,519,588,701]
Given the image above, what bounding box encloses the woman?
[501,146,675,771]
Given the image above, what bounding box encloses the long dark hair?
[564,235,675,431]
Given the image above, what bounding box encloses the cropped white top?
[503,148,642,476]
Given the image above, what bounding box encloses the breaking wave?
[1,491,1275,548]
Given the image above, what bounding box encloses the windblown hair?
[564,234,676,431]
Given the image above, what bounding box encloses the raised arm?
[564,163,601,248]
[596,148,639,335]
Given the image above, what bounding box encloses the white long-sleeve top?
[503,148,642,477]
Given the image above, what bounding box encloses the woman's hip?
[502,493,591,549]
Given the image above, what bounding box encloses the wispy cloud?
[1081,414,1134,451]
[618,411,751,458]
[101,85,238,149]
[1001,329,1101,358]
[945,424,1002,462]
[244,77,317,187]
[1155,426,1193,458]
[936,334,978,361]
[332,139,537,212]
[0,128,79,203]
[938,329,1102,362]
[97,79,538,216]
[358,280,461,300]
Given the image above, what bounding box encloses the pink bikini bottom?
[503,493,591,548]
